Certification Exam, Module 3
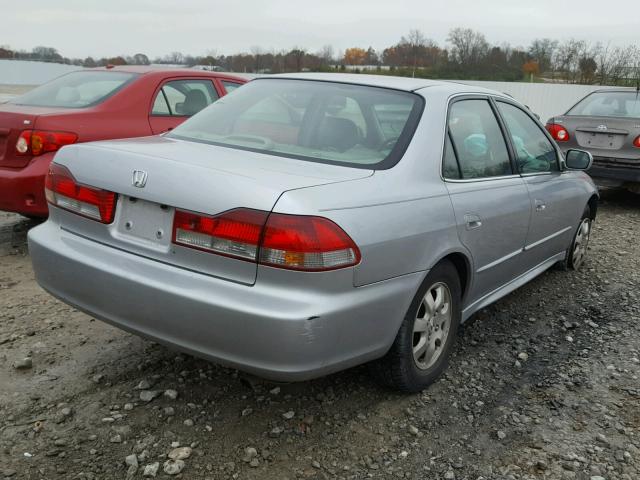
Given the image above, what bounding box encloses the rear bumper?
[0,153,53,216]
[28,220,423,381]
[588,160,640,184]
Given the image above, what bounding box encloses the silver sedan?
[29,73,598,391]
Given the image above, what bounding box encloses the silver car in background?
[546,88,640,191]
[29,73,598,392]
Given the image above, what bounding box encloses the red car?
[0,66,246,217]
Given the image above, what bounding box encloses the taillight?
[16,130,78,156]
[172,209,361,271]
[546,123,570,142]
[173,209,268,261]
[634,135,640,148]
[260,214,360,271]
[45,163,117,223]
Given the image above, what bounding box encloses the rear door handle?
[464,214,482,230]
[535,200,546,212]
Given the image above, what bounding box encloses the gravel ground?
[0,189,639,480]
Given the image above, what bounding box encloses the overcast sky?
[2,0,638,58]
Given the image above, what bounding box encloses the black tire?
[373,259,461,393]
[565,205,592,270]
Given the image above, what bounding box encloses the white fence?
[0,60,80,86]
[459,81,624,123]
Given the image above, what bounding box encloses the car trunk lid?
[560,115,640,155]
[51,136,373,284]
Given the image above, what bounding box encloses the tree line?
[1,28,639,86]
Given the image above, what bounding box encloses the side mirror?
[174,102,184,115]
[565,149,593,170]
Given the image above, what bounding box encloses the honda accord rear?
[28,76,428,382]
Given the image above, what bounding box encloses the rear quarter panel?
[273,86,472,289]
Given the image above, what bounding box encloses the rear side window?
[496,102,559,174]
[443,133,461,179]
[221,81,243,93]
[9,71,137,108]
[151,79,219,116]
[447,99,512,179]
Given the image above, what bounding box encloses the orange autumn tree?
[522,60,539,81]
[343,48,367,65]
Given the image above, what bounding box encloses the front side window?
[9,71,137,108]
[151,79,219,116]
[497,102,559,174]
[167,79,423,169]
[567,91,640,118]
[447,99,512,179]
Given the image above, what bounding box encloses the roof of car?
[265,72,502,95]
[87,65,246,81]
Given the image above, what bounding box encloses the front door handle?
[464,214,482,230]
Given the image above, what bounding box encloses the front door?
[443,98,532,305]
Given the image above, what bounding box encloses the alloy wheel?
[412,282,453,370]
[572,218,591,269]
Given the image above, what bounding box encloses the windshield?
[9,71,138,108]
[567,91,640,118]
[167,79,423,169]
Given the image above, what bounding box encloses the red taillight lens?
[634,135,640,148]
[172,209,361,271]
[260,214,360,271]
[173,208,268,261]
[545,123,569,142]
[16,130,78,156]
[45,163,117,223]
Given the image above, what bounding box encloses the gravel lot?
[0,189,639,480]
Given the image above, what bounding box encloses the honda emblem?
[132,170,148,188]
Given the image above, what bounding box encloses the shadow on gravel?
[0,215,41,255]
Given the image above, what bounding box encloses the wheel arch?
[433,251,471,302]
[587,194,598,220]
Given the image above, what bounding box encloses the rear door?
[495,100,584,266]
[443,97,532,304]
[148,78,220,134]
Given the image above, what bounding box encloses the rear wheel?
[568,207,591,270]
[374,260,461,392]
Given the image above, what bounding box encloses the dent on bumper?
[28,221,424,381]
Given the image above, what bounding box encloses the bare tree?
[400,29,431,76]
[528,38,558,74]
[447,28,489,66]
[132,53,150,65]
[318,45,335,66]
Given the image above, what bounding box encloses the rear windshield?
[567,91,640,118]
[167,78,423,169]
[9,71,137,108]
